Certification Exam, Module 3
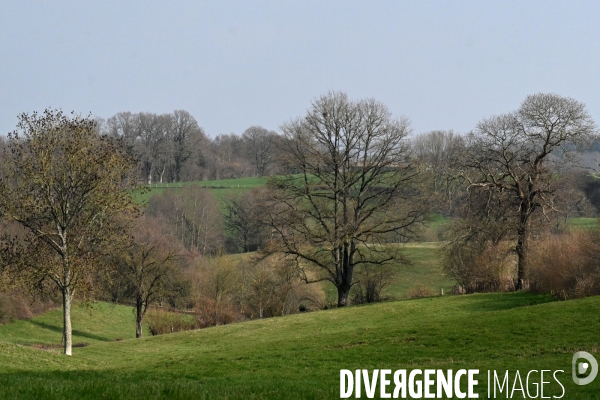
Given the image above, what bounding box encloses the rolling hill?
[0,292,598,399]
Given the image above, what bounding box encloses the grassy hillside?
[388,243,454,297]
[315,242,456,304]
[223,242,456,305]
[0,292,598,399]
[132,176,268,206]
[0,302,140,347]
[568,217,599,229]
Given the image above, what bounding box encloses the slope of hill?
[133,176,268,205]
[0,292,598,399]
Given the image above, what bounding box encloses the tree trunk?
[175,158,182,182]
[515,214,528,291]
[62,287,73,356]
[136,299,144,338]
[337,285,351,307]
[336,243,354,307]
[159,166,165,183]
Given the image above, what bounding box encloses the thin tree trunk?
[62,287,73,356]
[136,299,144,338]
[159,165,165,183]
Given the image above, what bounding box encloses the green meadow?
[0,292,598,399]
[132,176,268,206]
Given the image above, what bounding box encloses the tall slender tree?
[0,110,138,355]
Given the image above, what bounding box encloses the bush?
[351,264,394,304]
[191,255,243,327]
[238,255,324,318]
[442,238,516,294]
[194,296,240,328]
[406,285,437,299]
[146,309,196,336]
[528,231,600,299]
[0,290,56,324]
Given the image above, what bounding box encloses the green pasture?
[318,243,456,305]
[568,217,599,229]
[0,302,139,348]
[132,177,598,241]
[0,292,598,398]
[132,176,268,206]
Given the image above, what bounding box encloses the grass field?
[316,243,456,304]
[41,178,595,398]
[0,302,137,347]
[0,292,598,398]
[387,243,455,297]
[568,217,599,230]
[132,176,268,206]
[232,242,455,306]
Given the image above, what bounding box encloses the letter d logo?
[572,351,598,385]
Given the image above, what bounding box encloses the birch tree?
[0,109,138,355]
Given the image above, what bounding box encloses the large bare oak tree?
[462,93,597,289]
[267,92,426,307]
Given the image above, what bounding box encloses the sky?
[1,0,599,138]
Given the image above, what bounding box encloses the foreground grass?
[0,292,598,398]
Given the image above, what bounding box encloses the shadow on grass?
[28,321,113,342]
[457,292,555,313]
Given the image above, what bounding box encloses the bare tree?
[105,112,138,155]
[223,188,268,253]
[170,110,207,182]
[146,186,223,255]
[267,92,426,307]
[243,126,277,176]
[412,130,465,211]
[207,134,251,180]
[0,110,138,355]
[462,93,597,289]
[113,216,180,338]
[135,113,169,185]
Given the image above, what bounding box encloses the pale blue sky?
[1,0,599,137]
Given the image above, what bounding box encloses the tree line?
[1,91,599,356]
[103,111,283,183]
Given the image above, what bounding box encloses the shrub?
[528,231,600,299]
[406,285,436,299]
[351,264,394,304]
[0,290,57,324]
[146,309,196,336]
[194,296,240,328]
[442,238,516,293]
